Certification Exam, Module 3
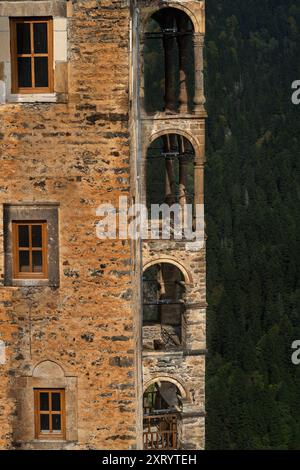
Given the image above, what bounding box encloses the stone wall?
[0,0,206,451]
[0,0,140,450]
[139,0,206,450]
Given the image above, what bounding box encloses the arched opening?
[144,7,195,114]
[146,133,195,212]
[143,262,186,351]
[143,380,182,449]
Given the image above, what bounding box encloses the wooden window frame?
[10,17,54,94]
[34,389,66,440]
[12,221,48,280]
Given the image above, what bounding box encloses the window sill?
[13,440,78,450]
[8,279,56,288]
[17,438,76,443]
[7,93,57,103]
[33,438,66,442]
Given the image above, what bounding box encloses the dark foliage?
[205,0,300,449]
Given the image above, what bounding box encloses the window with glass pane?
[10,18,53,93]
[34,389,65,439]
[12,222,47,279]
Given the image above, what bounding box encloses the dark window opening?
[143,382,181,450]
[143,263,185,351]
[12,221,48,279]
[34,389,65,439]
[144,8,195,114]
[146,134,195,218]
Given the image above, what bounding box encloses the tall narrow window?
[12,221,48,279]
[34,389,65,439]
[10,18,53,93]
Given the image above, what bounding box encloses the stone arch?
[141,5,203,114]
[143,375,188,400]
[143,257,193,284]
[148,129,201,161]
[141,4,202,34]
[32,359,65,378]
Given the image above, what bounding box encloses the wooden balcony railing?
[143,413,178,450]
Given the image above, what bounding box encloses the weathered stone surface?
[139,0,206,450]
[0,0,206,451]
[0,0,139,451]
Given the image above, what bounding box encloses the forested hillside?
[205,0,300,449]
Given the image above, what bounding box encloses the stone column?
[179,156,188,207]
[141,140,148,208]
[163,16,178,113]
[165,157,176,205]
[193,158,205,237]
[178,155,189,237]
[193,33,205,113]
[194,159,204,206]
[177,17,190,114]
[140,37,145,114]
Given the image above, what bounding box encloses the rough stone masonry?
[0,0,206,450]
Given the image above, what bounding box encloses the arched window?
[146,133,195,211]
[144,8,195,114]
[143,262,185,350]
[143,380,182,449]
[13,360,78,444]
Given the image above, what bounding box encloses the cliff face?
[205,0,300,450]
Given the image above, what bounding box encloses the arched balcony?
[142,7,205,115]
[143,380,182,449]
[146,133,195,214]
[143,262,186,351]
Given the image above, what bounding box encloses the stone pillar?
[193,33,205,113]
[140,37,145,114]
[183,306,206,351]
[177,18,190,114]
[163,15,178,113]
[193,158,205,237]
[165,157,176,205]
[178,400,205,450]
[194,159,204,206]
[141,140,148,208]
[179,156,188,207]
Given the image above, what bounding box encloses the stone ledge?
[141,111,207,120]
[13,440,78,450]
[0,1,67,18]
[8,279,58,288]
[180,411,206,418]
[183,349,208,356]
[143,349,183,358]
[185,301,207,309]
[179,400,206,418]
[5,93,68,103]
[3,202,60,207]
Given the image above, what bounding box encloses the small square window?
[4,204,59,287]
[10,17,54,94]
[34,389,65,440]
[12,221,48,279]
